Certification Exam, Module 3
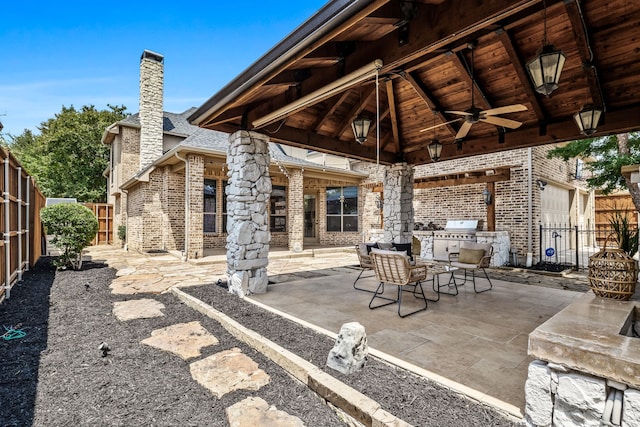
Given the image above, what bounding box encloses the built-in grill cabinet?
[432,220,480,261]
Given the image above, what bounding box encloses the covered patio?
[247,252,585,416]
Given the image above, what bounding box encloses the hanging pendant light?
[428,139,443,162]
[351,112,372,144]
[526,0,566,96]
[427,111,443,162]
[573,105,603,136]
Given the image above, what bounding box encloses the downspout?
[175,152,189,261]
[121,188,128,251]
[527,147,533,265]
[25,177,30,273]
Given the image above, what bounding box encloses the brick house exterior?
[104,50,593,264]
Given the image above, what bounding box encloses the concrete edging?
[171,287,411,427]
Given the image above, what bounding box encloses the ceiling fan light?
[351,112,372,144]
[573,105,602,136]
[526,44,566,96]
[428,138,443,162]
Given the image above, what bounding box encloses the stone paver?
[112,298,166,321]
[226,396,305,427]
[189,348,270,398]
[141,321,219,360]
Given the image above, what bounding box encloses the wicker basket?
[588,245,638,300]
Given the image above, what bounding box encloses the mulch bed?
[0,258,344,426]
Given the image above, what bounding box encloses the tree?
[547,132,640,211]
[7,105,127,202]
[41,203,99,270]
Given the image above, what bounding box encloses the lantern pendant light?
[351,112,372,144]
[573,105,603,136]
[427,111,443,162]
[526,0,566,96]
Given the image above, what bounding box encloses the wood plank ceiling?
[190,0,640,166]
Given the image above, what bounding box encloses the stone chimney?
[139,50,164,170]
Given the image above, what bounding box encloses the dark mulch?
[0,258,344,427]
[186,284,523,427]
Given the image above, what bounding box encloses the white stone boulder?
[326,322,368,375]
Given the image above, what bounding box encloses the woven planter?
[588,246,638,300]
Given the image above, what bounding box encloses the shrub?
[609,209,639,258]
[118,225,126,242]
[41,203,98,270]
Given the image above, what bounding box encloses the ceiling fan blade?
[483,104,528,116]
[456,121,473,139]
[481,116,523,129]
[445,110,473,116]
[419,118,462,133]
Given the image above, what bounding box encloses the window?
[204,179,216,233]
[326,186,358,232]
[270,185,287,232]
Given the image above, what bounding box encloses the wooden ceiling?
[190,0,640,166]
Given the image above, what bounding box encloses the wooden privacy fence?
[0,147,45,302]
[83,203,113,245]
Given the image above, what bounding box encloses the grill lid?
[444,220,479,232]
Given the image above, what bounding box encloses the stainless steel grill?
[433,220,480,261]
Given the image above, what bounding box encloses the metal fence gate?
[539,224,637,271]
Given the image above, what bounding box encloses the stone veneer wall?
[139,51,164,170]
[525,359,640,427]
[383,163,414,244]
[226,131,271,295]
[121,127,141,183]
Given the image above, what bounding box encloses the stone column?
[187,154,204,259]
[288,169,304,252]
[383,163,414,244]
[226,131,271,295]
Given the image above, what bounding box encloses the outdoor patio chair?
[448,242,494,293]
[354,243,376,292]
[369,249,428,317]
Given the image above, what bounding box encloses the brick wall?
[187,154,204,258]
[287,169,304,251]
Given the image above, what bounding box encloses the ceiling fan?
[420,42,527,139]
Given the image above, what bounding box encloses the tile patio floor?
[248,251,585,415]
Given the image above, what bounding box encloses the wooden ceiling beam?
[563,0,606,109]
[451,49,492,111]
[495,27,547,122]
[201,105,245,128]
[414,169,511,189]
[266,124,398,164]
[312,90,352,132]
[404,105,640,164]
[385,78,401,153]
[403,71,460,137]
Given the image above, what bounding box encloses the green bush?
[41,203,98,270]
[118,225,126,242]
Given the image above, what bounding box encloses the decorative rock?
[141,321,218,360]
[612,389,623,426]
[190,347,270,398]
[603,389,615,425]
[112,298,165,321]
[553,372,606,426]
[226,396,304,427]
[228,271,249,298]
[326,322,368,375]
[608,379,629,391]
[524,360,553,427]
[623,388,640,427]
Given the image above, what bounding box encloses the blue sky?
[0,1,327,136]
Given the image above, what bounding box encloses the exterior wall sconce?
[573,105,603,136]
[482,187,492,205]
[428,139,443,162]
[537,179,548,190]
[351,112,372,144]
[525,1,566,96]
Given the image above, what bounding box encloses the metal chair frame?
[448,242,494,293]
[369,251,428,317]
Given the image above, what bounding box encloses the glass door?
[304,194,318,243]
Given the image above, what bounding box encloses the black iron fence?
[539,224,638,271]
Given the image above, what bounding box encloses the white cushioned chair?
[448,241,493,293]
